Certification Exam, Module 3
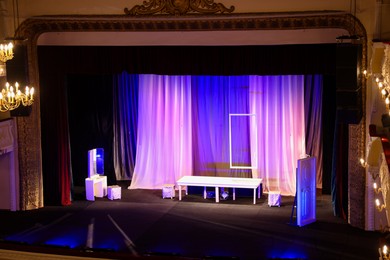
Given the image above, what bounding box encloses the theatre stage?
[0,182,382,260]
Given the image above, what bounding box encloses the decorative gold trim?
[124,0,235,16]
[13,11,367,213]
[16,12,366,40]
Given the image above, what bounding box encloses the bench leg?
[179,185,182,201]
[233,188,236,200]
[203,186,207,199]
[253,188,256,204]
[215,187,219,203]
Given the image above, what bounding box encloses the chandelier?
[0,82,34,112]
[0,42,14,63]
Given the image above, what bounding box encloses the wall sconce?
[374,182,383,194]
[376,198,386,212]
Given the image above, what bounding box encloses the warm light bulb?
[374,183,378,189]
[384,245,388,255]
[363,70,367,75]
[386,97,389,104]
[379,82,384,88]
[377,77,380,83]
[376,198,381,207]
[382,89,386,95]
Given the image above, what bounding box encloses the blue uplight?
[267,248,307,259]
[44,233,85,249]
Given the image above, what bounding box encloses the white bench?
[176,176,262,204]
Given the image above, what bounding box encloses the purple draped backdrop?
[125,74,311,196]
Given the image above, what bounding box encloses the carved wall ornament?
[124,0,235,16]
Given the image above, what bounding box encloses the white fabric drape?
[249,75,306,195]
[129,74,306,194]
[129,75,193,189]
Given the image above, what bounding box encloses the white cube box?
[162,184,175,199]
[268,191,281,207]
[107,185,121,200]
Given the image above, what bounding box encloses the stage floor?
[0,183,383,260]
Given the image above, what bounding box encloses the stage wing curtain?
[249,75,306,195]
[191,75,252,178]
[40,69,72,206]
[113,72,139,180]
[304,75,323,189]
[129,75,193,189]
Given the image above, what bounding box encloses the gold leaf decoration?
[124,0,235,16]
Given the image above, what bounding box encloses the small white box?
[107,185,121,200]
[162,184,175,199]
[268,191,281,207]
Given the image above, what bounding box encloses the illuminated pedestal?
[108,185,121,200]
[85,175,107,201]
[162,184,175,199]
[268,191,281,207]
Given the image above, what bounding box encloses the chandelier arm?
[0,82,34,113]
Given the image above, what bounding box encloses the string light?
[376,198,386,212]
[360,158,366,166]
[374,182,383,194]
[380,245,390,260]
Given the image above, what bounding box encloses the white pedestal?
[162,184,175,199]
[268,192,281,207]
[85,175,107,201]
[108,185,121,200]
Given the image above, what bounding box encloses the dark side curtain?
[67,75,115,187]
[113,72,139,180]
[304,75,323,188]
[331,120,349,218]
[40,66,72,206]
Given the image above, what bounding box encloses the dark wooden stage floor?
[0,182,384,260]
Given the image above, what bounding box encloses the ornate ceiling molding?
[124,0,235,16]
[15,12,366,44]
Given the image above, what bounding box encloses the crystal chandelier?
[0,43,14,63]
[0,82,34,112]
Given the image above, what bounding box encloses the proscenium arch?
[13,10,367,211]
